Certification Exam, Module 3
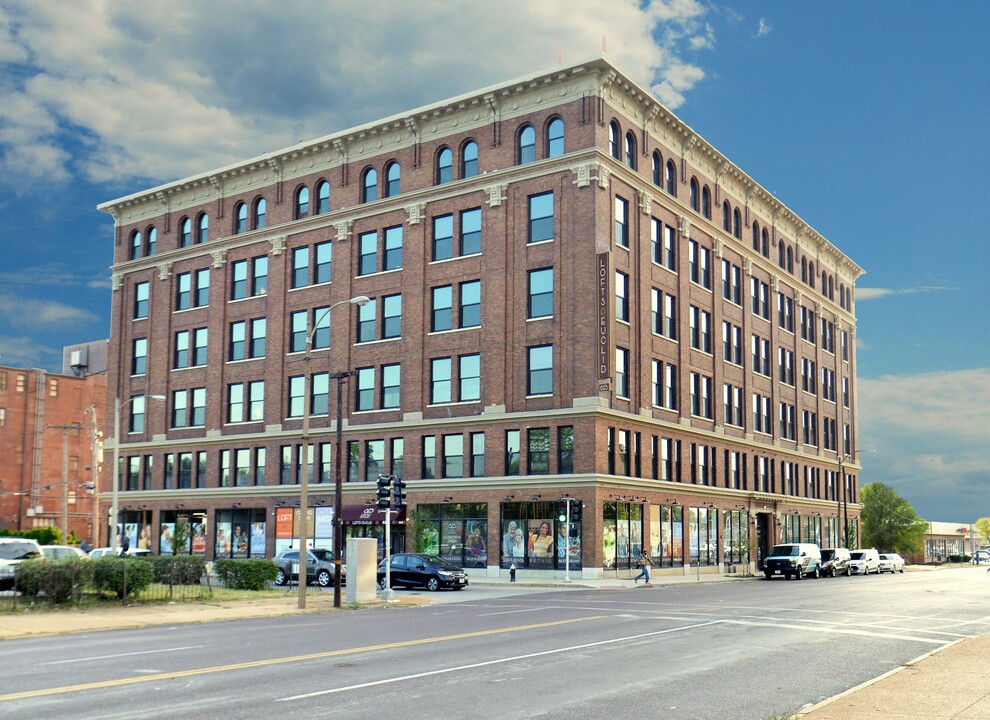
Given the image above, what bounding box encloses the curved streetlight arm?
[298,295,369,610]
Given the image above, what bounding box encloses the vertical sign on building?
[597,253,611,392]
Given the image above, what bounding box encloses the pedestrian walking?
[633,552,653,584]
[80,538,91,554]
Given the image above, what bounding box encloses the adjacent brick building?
[97,56,864,577]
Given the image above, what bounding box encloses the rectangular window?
[689,306,711,353]
[254,447,266,486]
[174,330,190,369]
[229,322,245,362]
[382,294,401,339]
[752,393,771,434]
[690,372,712,419]
[723,384,743,427]
[358,231,377,275]
[422,436,436,479]
[802,410,818,446]
[249,318,266,358]
[470,432,485,476]
[505,430,520,475]
[195,269,210,307]
[721,260,741,305]
[383,226,402,270]
[248,380,264,421]
[432,214,454,261]
[134,281,149,319]
[443,434,464,478]
[132,338,147,375]
[356,367,375,411]
[722,321,742,365]
[459,354,480,402]
[778,348,795,386]
[315,241,333,283]
[664,363,678,411]
[459,280,480,328]
[192,327,208,366]
[752,334,770,376]
[430,357,452,404]
[615,347,630,399]
[129,395,146,433]
[288,376,305,418]
[365,440,385,483]
[615,271,629,322]
[558,426,574,473]
[528,267,553,319]
[252,256,268,295]
[821,318,835,353]
[650,217,677,271]
[228,383,245,423]
[528,192,553,243]
[527,428,550,474]
[292,246,309,288]
[176,273,191,310]
[391,438,404,480]
[802,358,817,394]
[614,196,629,247]
[460,208,481,255]
[381,363,400,409]
[751,278,770,320]
[689,240,711,289]
[800,306,817,343]
[231,260,248,300]
[777,293,794,332]
[357,299,377,343]
[779,402,796,440]
[431,285,452,332]
[527,345,553,396]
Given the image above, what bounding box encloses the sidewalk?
[2,572,987,720]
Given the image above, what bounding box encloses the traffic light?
[376,474,392,510]
[557,499,567,523]
[570,500,582,524]
[392,477,407,511]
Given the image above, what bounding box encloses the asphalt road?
[3,567,988,719]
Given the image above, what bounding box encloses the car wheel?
[899,567,905,574]
[317,569,332,587]
[275,569,288,586]
[845,567,851,576]
[426,576,441,592]
[812,566,820,579]
[378,576,387,590]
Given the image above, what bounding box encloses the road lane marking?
[0,616,604,703]
[42,645,206,665]
[280,620,722,701]
[722,619,946,644]
[478,607,555,617]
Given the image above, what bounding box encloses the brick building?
[97,56,864,577]
[0,364,106,542]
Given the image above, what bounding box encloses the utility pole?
[84,406,100,545]
[49,423,82,542]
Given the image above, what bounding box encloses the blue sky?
[0,1,986,523]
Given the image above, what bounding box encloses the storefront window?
[722,509,749,565]
[689,506,718,565]
[498,501,580,571]
[781,513,800,543]
[159,510,207,555]
[414,503,488,568]
[214,508,267,558]
[603,501,642,571]
[650,504,684,567]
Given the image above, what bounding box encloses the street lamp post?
[297,295,369,610]
[837,453,853,548]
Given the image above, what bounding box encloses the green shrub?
[213,558,278,591]
[92,556,154,598]
[16,558,93,603]
[150,555,206,585]
[0,527,62,545]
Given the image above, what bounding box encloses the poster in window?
[160,522,175,555]
[502,520,526,565]
[250,520,266,557]
[192,521,207,554]
[231,523,248,557]
[527,519,553,569]
[440,519,463,565]
[464,520,487,568]
[215,519,232,558]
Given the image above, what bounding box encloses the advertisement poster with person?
[123,523,139,552]
[231,524,248,557]
[215,519,232,557]
[630,521,642,560]
[464,520,487,568]
[501,520,525,566]
[160,523,175,555]
[527,519,554,569]
[192,522,207,554]
[250,521,266,557]
[602,523,616,569]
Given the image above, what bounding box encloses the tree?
[974,518,990,546]
[860,483,929,554]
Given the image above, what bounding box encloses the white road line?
[278,620,722,702]
[722,619,947,644]
[42,645,205,665]
[478,607,561,617]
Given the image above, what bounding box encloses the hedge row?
[213,558,278,590]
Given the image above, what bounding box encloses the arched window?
[828,276,834,300]
[316,180,330,214]
[723,202,732,232]
[733,209,741,239]
[701,186,711,219]
[295,186,310,219]
[197,214,209,244]
[546,117,564,158]
[665,161,677,196]
[652,151,662,185]
[180,217,192,248]
[461,140,478,178]
[786,247,793,273]
[436,147,453,184]
[752,223,761,252]
[778,241,786,269]
[147,227,157,256]
[608,121,620,159]
[385,161,400,197]
[254,198,267,229]
[761,228,769,257]
[839,284,846,309]
[624,132,636,169]
[809,262,816,289]
[518,125,536,164]
[130,230,142,260]
[235,202,248,234]
[362,168,378,203]
[801,257,808,283]
[690,178,700,212]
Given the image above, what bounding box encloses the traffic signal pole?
[564,499,571,584]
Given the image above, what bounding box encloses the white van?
[762,543,822,580]
[848,547,880,575]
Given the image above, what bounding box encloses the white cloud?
[858,369,990,521]
[756,18,772,38]
[0,0,717,187]
[0,334,57,368]
[0,292,97,328]
[855,286,951,301]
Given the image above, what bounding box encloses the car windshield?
[0,543,40,560]
[849,552,865,560]
[821,550,835,561]
[769,545,799,557]
[420,555,460,569]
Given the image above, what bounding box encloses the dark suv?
[820,548,851,577]
[377,553,468,591]
[273,548,341,587]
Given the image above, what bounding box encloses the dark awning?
[339,506,405,525]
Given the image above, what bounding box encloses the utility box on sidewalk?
[345,537,378,604]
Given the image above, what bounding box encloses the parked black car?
[377,553,468,591]
[820,547,851,577]
[273,548,341,587]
